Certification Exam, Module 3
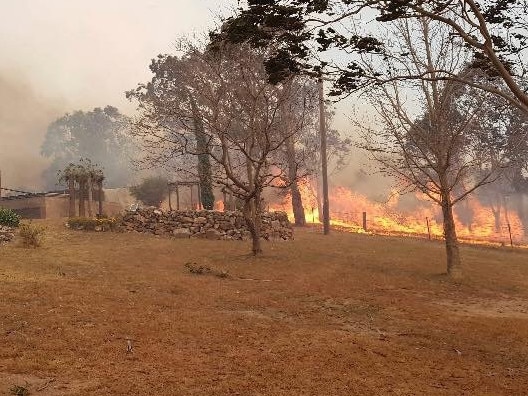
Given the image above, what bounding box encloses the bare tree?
[129,42,309,254]
[360,18,516,279]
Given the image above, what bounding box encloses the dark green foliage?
[129,177,168,208]
[199,162,215,210]
[0,207,20,227]
[213,0,527,103]
[9,385,29,396]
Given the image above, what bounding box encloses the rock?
[173,228,190,238]
[205,229,222,240]
[194,216,207,224]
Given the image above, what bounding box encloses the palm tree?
[93,168,105,216]
[58,163,78,217]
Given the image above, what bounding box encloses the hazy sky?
[0,0,235,190]
[0,0,364,192]
[1,0,234,112]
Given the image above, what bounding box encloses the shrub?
[9,384,29,396]
[0,207,20,227]
[19,223,45,248]
[67,217,117,231]
[129,176,168,208]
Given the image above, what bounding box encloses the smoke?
[0,71,64,192]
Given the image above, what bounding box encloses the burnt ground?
[1,220,528,395]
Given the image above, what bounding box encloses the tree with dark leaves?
[213,1,528,112]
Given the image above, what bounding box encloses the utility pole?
[318,75,330,235]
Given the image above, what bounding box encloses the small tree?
[129,177,169,208]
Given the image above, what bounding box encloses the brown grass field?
[1,220,528,395]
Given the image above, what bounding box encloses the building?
[0,191,123,219]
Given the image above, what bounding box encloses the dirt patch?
[1,220,528,394]
[438,297,528,319]
[0,373,98,395]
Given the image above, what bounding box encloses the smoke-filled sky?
[0,0,233,190]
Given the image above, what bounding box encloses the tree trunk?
[98,181,104,216]
[441,192,462,279]
[189,94,215,210]
[490,193,502,233]
[68,179,76,217]
[87,177,93,218]
[314,174,322,223]
[281,84,306,226]
[243,195,262,255]
[513,193,528,231]
[78,181,86,217]
[491,205,501,233]
[290,180,306,226]
[285,137,306,226]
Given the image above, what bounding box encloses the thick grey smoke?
[0,72,64,192]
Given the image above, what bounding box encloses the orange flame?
[270,179,527,247]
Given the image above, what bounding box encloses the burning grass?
[271,181,528,247]
[1,219,528,394]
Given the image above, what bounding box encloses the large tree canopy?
[41,106,133,188]
[213,0,528,112]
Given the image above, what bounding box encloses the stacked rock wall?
[120,209,293,240]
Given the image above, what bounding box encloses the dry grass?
[1,219,528,395]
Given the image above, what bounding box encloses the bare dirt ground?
[1,220,528,395]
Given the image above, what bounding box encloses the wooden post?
[68,179,76,217]
[426,217,431,240]
[176,184,180,211]
[168,184,172,211]
[318,74,330,235]
[98,180,103,216]
[87,177,93,218]
[362,211,367,231]
[78,181,86,217]
[507,222,513,247]
[190,185,194,210]
[197,183,202,210]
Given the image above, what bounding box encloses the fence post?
[362,211,367,231]
[426,217,431,240]
[176,185,180,211]
[168,184,172,211]
[507,222,513,247]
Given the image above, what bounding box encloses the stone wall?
[120,209,294,240]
